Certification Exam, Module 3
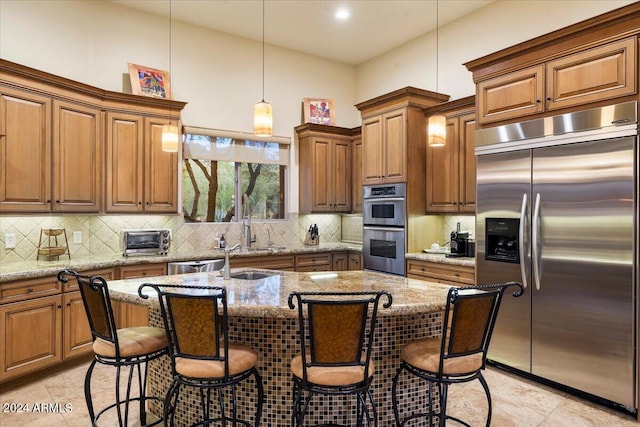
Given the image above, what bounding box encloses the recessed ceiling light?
[335,8,350,20]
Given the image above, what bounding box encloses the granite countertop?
[0,242,362,283]
[109,269,452,319]
[1,241,476,283]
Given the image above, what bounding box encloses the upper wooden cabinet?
[356,87,448,187]
[0,86,52,212]
[425,97,476,214]
[105,115,178,213]
[297,124,352,214]
[351,128,363,213]
[0,59,186,214]
[466,5,640,127]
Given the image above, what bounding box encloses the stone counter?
[108,269,450,426]
[0,242,362,282]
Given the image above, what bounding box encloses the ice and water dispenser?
[485,218,520,263]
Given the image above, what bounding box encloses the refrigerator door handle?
[532,192,542,290]
[519,193,528,290]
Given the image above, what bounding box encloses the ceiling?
[111,0,495,65]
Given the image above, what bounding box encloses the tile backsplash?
[0,214,343,263]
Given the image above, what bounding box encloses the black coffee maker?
[447,230,470,257]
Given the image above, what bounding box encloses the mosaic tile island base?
[108,269,452,426]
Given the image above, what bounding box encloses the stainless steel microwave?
[122,229,171,256]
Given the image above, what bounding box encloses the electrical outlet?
[5,233,16,249]
[73,231,82,244]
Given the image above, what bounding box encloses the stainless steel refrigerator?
[475,101,637,412]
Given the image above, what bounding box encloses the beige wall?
[355,0,635,103]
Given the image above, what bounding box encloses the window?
[182,128,289,223]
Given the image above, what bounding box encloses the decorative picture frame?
[303,98,335,125]
[128,63,172,99]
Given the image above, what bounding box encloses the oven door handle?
[363,225,405,232]
[363,197,406,203]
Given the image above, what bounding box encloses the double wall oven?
[362,183,406,276]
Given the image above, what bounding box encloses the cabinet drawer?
[0,276,62,304]
[407,260,475,286]
[295,253,332,268]
[231,255,295,270]
[118,263,167,279]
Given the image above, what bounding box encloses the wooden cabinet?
[297,124,352,213]
[332,253,348,271]
[425,97,476,214]
[0,267,114,382]
[0,294,62,381]
[351,128,363,213]
[295,253,332,272]
[115,263,167,328]
[361,109,406,184]
[53,100,102,212]
[105,114,178,213]
[230,255,295,271]
[0,86,52,212]
[406,259,475,286]
[0,59,185,215]
[474,37,636,125]
[348,252,362,271]
[0,92,102,213]
[356,87,447,188]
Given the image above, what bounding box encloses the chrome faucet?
[222,243,241,280]
[241,193,256,248]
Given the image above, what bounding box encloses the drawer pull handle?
[27,288,34,293]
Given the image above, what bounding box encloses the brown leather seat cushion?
[93,326,167,358]
[175,343,258,379]
[290,351,374,387]
[401,337,483,375]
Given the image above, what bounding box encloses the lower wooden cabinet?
[332,253,348,271]
[0,267,116,382]
[230,255,295,270]
[115,263,167,328]
[406,259,475,286]
[0,294,62,381]
[348,253,362,270]
[295,253,332,272]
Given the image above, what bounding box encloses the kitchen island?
[107,269,452,426]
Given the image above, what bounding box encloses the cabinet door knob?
[536,99,541,104]
[57,305,62,309]
[546,97,552,101]
[27,288,34,293]
[66,302,71,307]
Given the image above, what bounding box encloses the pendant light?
[162,0,179,152]
[254,0,273,137]
[428,0,446,147]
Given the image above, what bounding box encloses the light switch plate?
[5,233,16,249]
[73,231,82,244]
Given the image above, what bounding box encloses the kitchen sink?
[229,271,278,280]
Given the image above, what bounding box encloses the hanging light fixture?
[254,0,273,137]
[162,0,179,152]
[428,0,446,147]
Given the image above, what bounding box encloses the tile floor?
[0,357,637,426]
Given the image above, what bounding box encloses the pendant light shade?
[254,0,272,137]
[161,123,180,152]
[427,114,446,147]
[254,100,273,137]
[428,0,446,148]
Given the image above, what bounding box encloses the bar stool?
[138,283,264,427]
[288,291,392,426]
[57,269,168,427]
[391,282,524,427]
